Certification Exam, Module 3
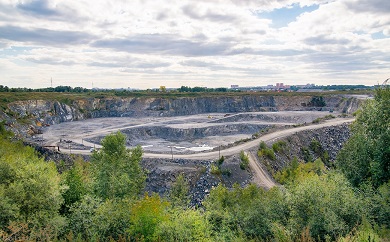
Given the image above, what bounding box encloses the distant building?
[276,83,284,89]
[231,85,239,88]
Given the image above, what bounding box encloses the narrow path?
[246,151,277,189]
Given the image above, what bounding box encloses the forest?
[0,87,389,241]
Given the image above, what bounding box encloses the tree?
[129,194,169,241]
[157,209,212,241]
[0,137,65,235]
[91,131,146,200]
[337,87,390,187]
[286,172,364,240]
[60,158,89,215]
[169,174,190,208]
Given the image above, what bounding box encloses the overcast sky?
[0,0,389,89]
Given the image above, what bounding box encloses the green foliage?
[275,157,326,184]
[287,172,364,241]
[0,136,65,237]
[239,151,249,170]
[309,96,326,107]
[93,198,133,240]
[309,139,322,154]
[129,194,169,241]
[158,209,212,241]
[169,174,190,208]
[312,114,335,124]
[61,158,89,215]
[337,219,380,242]
[264,148,276,160]
[337,87,390,187]
[204,184,288,241]
[272,140,287,153]
[217,155,224,166]
[211,164,222,175]
[0,121,12,138]
[66,195,102,240]
[258,141,276,161]
[91,131,146,200]
[301,146,313,162]
[260,141,267,150]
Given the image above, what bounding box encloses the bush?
[217,156,225,166]
[222,169,232,177]
[211,164,222,175]
[272,141,286,153]
[260,141,267,150]
[240,151,249,170]
[309,139,322,154]
[301,146,312,162]
[264,148,276,161]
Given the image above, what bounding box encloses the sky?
[0,0,389,89]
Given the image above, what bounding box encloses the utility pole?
[51,77,53,88]
[170,146,173,160]
[219,145,221,159]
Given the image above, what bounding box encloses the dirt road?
[246,151,277,189]
[142,118,354,159]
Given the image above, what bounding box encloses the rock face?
[6,95,362,127]
[255,124,352,173]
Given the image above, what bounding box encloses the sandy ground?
[39,111,343,154]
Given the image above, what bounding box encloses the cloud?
[24,57,76,66]
[304,35,351,46]
[0,25,94,46]
[182,4,238,22]
[92,34,232,56]
[345,0,390,14]
[17,0,59,16]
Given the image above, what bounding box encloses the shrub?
[217,156,225,166]
[301,146,312,162]
[240,151,249,170]
[309,139,322,154]
[272,141,286,153]
[211,164,222,175]
[259,141,267,150]
[264,148,276,161]
[222,169,232,177]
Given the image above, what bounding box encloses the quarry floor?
[40,111,348,156]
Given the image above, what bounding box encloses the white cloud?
[0,0,388,88]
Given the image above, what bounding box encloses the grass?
[312,114,336,124]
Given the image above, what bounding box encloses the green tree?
[91,131,146,200]
[337,87,390,187]
[60,158,89,215]
[0,137,65,236]
[169,174,190,208]
[129,194,169,241]
[158,209,212,241]
[67,195,102,240]
[286,172,364,240]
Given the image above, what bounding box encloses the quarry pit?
[41,111,340,155]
